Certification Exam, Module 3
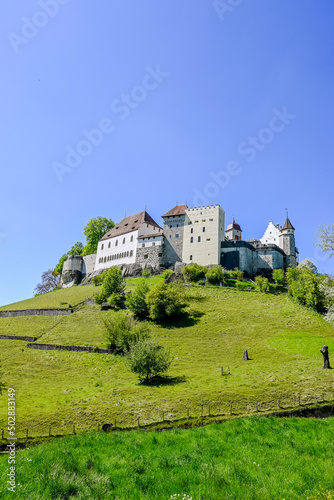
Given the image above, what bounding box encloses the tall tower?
[161,205,187,266]
[279,216,296,267]
[225,219,242,241]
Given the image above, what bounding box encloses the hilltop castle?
[61,204,298,286]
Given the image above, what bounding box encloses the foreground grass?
[1,283,334,436]
[0,416,333,499]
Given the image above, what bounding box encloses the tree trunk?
[320,346,331,369]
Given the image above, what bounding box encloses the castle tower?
[161,204,188,266]
[225,218,242,241]
[279,216,296,267]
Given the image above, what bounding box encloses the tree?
[286,267,325,313]
[34,269,59,295]
[126,279,150,318]
[126,339,173,382]
[54,253,69,275]
[182,263,207,283]
[145,282,187,321]
[94,267,125,304]
[272,268,284,285]
[103,312,150,354]
[83,217,114,255]
[298,259,318,274]
[68,241,84,255]
[316,224,334,258]
[142,269,151,278]
[255,276,270,293]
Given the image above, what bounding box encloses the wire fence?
[1,390,334,442]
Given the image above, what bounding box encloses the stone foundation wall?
[26,343,112,354]
[136,246,165,268]
[0,308,73,318]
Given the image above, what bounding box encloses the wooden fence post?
[230,403,233,415]
[162,411,164,422]
[221,367,224,376]
[322,393,325,402]
[278,399,280,408]
[115,419,116,430]
[1,430,4,440]
[137,416,140,428]
[187,408,189,418]
[49,426,51,437]
[298,395,300,406]
[208,405,210,416]
[26,429,28,439]
[256,401,258,412]
[73,424,76,434]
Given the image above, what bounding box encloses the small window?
[153,226,155,230]
[158,253,162,257]
[152,242,156,247]
[130,250,133,257]
[144,254,148,259]
[176,224,179,228]
[123,237,125,244]
[147,224,149,228]
[209,218,213,221]
[170,225,172,228]
[142,243,145,248]
[175,234,179,239]
[190,237,193,243]
[190,255,193,261]
[203,227,205,233]
[202,219,206,222]
[108,242,111,248]
[101,243,104,250]
[104,256,106,263]
[198,236,201,242]
[130,235,133,242]
[195,220,199,223]
[115,240,118,246]
[206,238,211,241]
[169,235,172,239]
[191,228,193,234]
[127,251,129,257]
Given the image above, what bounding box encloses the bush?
[162,269,173,281]
[272,269,284,285]
[182,263,207,283]
[125,339,173,382]
[229,268,244,280]
[255,276,270,293]
[126,279,150,318]
[103,312,150,354]
[92,272,107,286]
[286,267,325,312]
[142,269,151,278]
[206,266,224,285]
[94,267,125,305]
[145,282,187,321]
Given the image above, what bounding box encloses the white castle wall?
[183,205,225,266]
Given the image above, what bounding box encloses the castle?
[61,204,298,286]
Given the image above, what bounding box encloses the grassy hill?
[0,280,334,437]
[0,417,334,499]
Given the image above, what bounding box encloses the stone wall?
[26,343,112,353]
[0,335,37,341]
[136,245,165,269]
[82,254,96,275]
[0,308,73,318]
[162,215,185,266]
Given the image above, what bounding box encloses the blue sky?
[1,0,333,306]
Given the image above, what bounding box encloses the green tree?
[316,224,334,258]
[298,259,318,274]
[103,312,150,354]
[94,267,125,305]
[83,217,115,255]
[145,282,187,321]
[162,269,173,281]
[182,263,207,282]
[126,339,173,382]
[206,265,224,285]
[54,253,69,275]
[68,241,84,255]
[142,269,151,279]
[126,279,150,318]
[286,267,325,312]
[272,268,285,285]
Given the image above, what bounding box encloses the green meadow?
[0,417,334,499]
[0,280,334,437]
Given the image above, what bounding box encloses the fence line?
[1,390,334,442]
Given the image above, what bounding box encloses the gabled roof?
[162,205,188,218]
[100,211,162,241]
[282,217,295,231]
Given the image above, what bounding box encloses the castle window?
[198,236,201,242]
[190,255,193,261]
[209,218,213,221]
[127,251,129,257]
[130,250,133,257]
[158,253,162,257]
[190,237,193,243]
[108,242,111,248]
[195,220,199,223]
[191,228,193,233]
[170,225,172,228]
[115,240,118,246]
[203,227,205,233]
[153,226,155,230]
[144,254,148,259]
[206,238,211,241]
[169,235,172,239]
[142,243,145,248]
[152,242,156,247]
[104,256,106,263]
[130,235,133,242]
[175,234,179,238]
[235,236,238,240]
[123,237,125,244]
[147,224,149,228]
[176,224,179,228]
[101,244,104,250]
[202,219,206,222]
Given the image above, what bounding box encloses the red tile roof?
[100,211,162,240]
[162,205,188,217]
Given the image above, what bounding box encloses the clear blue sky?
[1,1,333,306]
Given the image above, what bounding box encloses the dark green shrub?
[92,272,107,286]
[142,269,151,278]
[145,282,187,321]
[94,267,125,304]
[125,339,173,382]
[272,269,285,285]
[206,265,224,285]
[182,263,207,282]
[103,312,150,354]
[255,276,270,293]
[126,279,150,318]
[286,267,325,312]
[162,269,173,281]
